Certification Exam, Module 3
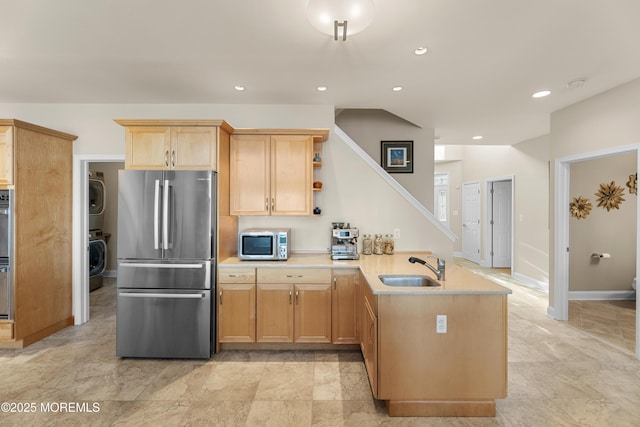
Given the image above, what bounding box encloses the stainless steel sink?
[378,274,441,287]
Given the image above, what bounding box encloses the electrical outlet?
[436,315,447,333]
[393,228,400,239]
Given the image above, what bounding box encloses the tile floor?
[1,267,640,426]
[569,300,636,352]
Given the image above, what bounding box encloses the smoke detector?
[568,79,586,89]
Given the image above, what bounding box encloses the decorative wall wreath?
[569,196,592,219]
[626,173,637,195]
[595,181,625,211]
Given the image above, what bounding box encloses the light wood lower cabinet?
[256,268,332,343]
[331,269,359,344]
[218,268,256,343]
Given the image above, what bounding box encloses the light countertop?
[219,253,512,296]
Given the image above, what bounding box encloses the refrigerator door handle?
[119,263,204,269]
[162,179,170,250]
[119,292,206,299]
[153,179,161,250]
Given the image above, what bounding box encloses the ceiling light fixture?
[532,90,551,98]
[234,85,245,91]
[414,47,428,55]
[317,86,327,92]
[392,86,403,92]
[306,0,376,41]
[472,135,483,140]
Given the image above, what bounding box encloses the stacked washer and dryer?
[88,171,110,291]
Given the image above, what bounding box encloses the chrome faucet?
[408,256,446,281]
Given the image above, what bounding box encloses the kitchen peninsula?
[218,252,511,417]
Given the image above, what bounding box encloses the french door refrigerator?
[116,170,216,358]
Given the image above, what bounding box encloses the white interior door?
[491,180,512,268]
[462,182,481,263]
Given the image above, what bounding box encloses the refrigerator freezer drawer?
[116,289,212,359]
[117,260,212,290]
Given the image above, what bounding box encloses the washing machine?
[89,230,110,291]
[89,171,105,231]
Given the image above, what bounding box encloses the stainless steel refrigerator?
[116,170,216,358]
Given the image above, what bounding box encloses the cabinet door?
[125,126,172,170]
[230,134,270,215]
[0,126,13,185]
[171,127,217,170]
[270,135,313,215]
[256,283,294,342]
[332,270,359,344]
[363,298,378,397]
[218,283,256,343]
[294,283,332,343]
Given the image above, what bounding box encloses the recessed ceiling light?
[414,47,428,55]
[392,86,403,92]
[234,85,245,91]
[472,135,483,140]
[532,90,550,98]
[317,86,327,92]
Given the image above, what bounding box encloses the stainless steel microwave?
[238,228,291,261]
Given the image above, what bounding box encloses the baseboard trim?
[569,290,636,301]
[512,272,549,293]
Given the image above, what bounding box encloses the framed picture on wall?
[381,140,413,173]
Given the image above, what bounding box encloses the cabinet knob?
[219,290,223,304]
[289,290,292,304]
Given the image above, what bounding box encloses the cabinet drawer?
[0,322,14,340]
[219,268,256,284]
[258,268,330,284]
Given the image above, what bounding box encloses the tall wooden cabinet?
[230,129,328,216]
[0,120,77,348]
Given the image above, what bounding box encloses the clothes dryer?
[89,171,106,231]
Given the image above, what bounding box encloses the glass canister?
[373,234,384,255]
[362,234,373,255]
[383,234,395,255]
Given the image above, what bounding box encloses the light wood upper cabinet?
[229,134,271,215]
[230,129,328,216]
[270,134,313,215]
[115,119,234,171]
[0,126,13,185]
[331,269,359,344]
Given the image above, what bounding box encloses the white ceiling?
[2,0,640,145]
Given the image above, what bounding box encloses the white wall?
[335,109,435,210]
[549,77,640,308]
[0,102,452,257]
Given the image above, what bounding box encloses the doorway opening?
[553,144,639,358]
[73,155,124,325]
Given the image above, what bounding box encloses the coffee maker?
[330,222,360,260]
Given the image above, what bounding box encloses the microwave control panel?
[277,232,288,259]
